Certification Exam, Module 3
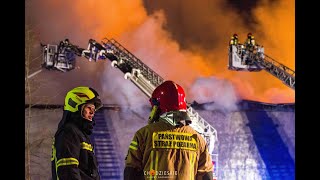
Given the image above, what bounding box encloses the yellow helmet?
[64,86,102,113]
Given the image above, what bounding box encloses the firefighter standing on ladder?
[124,80,214,180]
[51,86,103,180]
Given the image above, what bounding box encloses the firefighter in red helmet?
[124,80,214,180]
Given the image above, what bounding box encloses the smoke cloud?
[101,64,150,115]
[141,0,295,103]
[26,0,294,106]
[189,77,240,112]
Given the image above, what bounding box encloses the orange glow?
[27,0,295,103]
[245,0,295,103]
[185,0,295,103]
[115,11,214,89]
[73,0,147,39]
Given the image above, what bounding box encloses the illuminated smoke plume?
[101,11,213,111]
[189,77,240,112]
[142,0,295,103]
[101,65,150,115]
[26,0,294,105]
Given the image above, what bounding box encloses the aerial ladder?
[228,36,295,90]
[41,38,219,179]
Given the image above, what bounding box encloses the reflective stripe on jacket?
[125,120,213,180]
[51,123,100,180]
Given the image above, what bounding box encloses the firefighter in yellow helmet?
[124,80,214,180]
[51,86,103,180]
[230,33,239,45]
[245,33,256,52]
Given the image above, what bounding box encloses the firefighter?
[245,33,256,52]
[230,33,239,45]
[124,80,214,180]
[86,39,100,62]
[58,40,65,54]
[63,38,70,46]
[51,86,103,180]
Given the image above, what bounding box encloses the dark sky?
[142,0,279,51]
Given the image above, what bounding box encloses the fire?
[27,0,294,104]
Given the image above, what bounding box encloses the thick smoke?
[142,0,295,103]
[26,0,294,106]
[101,64,150,115]
[189,77,240,112]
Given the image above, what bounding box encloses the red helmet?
[150,80,187,115]
[247,33,252,38]
[233,33,238,38]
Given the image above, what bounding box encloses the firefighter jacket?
[125,111,213,180]
[230,37,239,45]
[51,111,100,180]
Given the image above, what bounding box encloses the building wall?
[25,108,62,180]
[25,106,295,180]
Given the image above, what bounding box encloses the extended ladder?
[229,44,295,90]
[100,38,219,177]
[253,52,295,90]
[41,38,220,178]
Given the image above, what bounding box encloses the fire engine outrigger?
[41,38,219,179]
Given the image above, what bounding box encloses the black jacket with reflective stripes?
[51,121,100,180]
